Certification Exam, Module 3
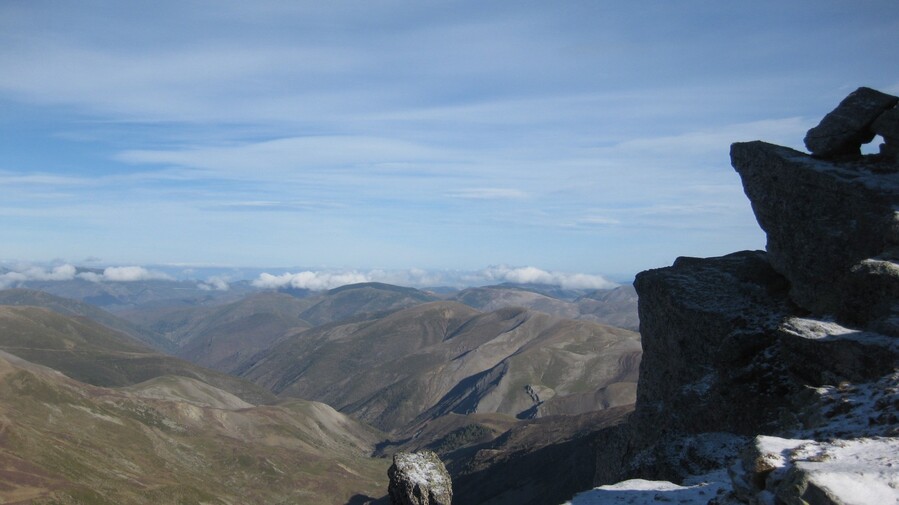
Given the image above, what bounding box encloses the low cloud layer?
[1,262,618,293]
[198,276,230,291]
[251,265,618,292]
[252,271,370,291]
[79,266,173,282]
[477,265,618,290]
[0,263,171,288]
[0,264,78,287]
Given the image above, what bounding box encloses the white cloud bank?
[198,276,230,291]
[252,271,371,291]
[0,264,78,287]
[0,264,171,288]
[251,266,618,292]
[77,266,173,283]
[477,265,618,290]
[0,263,618,293]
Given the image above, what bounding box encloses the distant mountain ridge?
[0,305,276,404]
[451,284,639,331]
[298,282,439,326]
[237,300,641,434]
[0,288,173,351]
[116,282,444,372]
[0,350,388,504]
[10,277,252,311]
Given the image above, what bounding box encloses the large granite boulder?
[803,87,898,157]
[387,451,452,505]
[731,140,899,335]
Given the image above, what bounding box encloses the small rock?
[729,435,810,501]
[387,451,453,505]
[804,87,898,157]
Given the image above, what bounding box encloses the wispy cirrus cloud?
[447,188,528,200]
[1,2,896,275]
[204,200,340,213]
[116,136,448,175]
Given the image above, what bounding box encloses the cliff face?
[589,88,899,503]
[732,140,899,335]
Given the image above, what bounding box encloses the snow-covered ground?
[564,470,731,504]
[563,370,899,504]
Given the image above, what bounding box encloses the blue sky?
[1,1,898,283]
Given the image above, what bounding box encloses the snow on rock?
[563,470,732,505]
[388,451,452,505]
[804,370,899,439]
[567,435,899,504]
[778,438,899,505]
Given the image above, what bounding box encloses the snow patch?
[780,317,899,350]
[804,370,899,439]
[395,452,450,496]
[564,469,731,504]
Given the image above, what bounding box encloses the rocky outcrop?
[731,140,899,335]
[388,451,452,505]
[803,86,897,158]
[587,87,899,504]
[633,251,794,436]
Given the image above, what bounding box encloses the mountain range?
[237,300,639,434]
[452,284,639,331]
[0,350,388,504]
[0,304,275,404]
[0,280,641,504]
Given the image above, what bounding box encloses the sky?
[1,1,898,285]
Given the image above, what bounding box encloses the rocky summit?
[577,88,899,504]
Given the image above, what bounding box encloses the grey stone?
[632,251,795,435]
[873,105,899,142]
[777,317,899,385]
[873,106,899,162]
[881,141,899,159]
[731,140,899,333]
[804,87,898,157]
[388,451,452,505]
[594,251,801,485]
[728,436,807,502]
[776,467,840,505]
